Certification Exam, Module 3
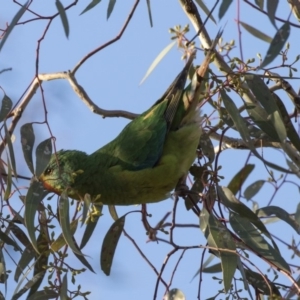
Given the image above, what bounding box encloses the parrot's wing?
[93,54,195,171]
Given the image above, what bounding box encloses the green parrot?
[39,52,211,205]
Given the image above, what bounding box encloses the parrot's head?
[39,150,89,199]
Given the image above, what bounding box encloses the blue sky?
[1,0,300,299]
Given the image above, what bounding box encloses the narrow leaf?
[0,249,7,295]
[60,274,68,300]
[208,213,237,292]
[266,0,278,29]
[14,245,35,282]
[107,0,116,20]
[195,0,216,24]
[218,186,278,249]
[73,250,95,273]
[219,0,233,20]
[35,138,52,177]
[24,181,48,253]
[255,0,264,10]
[199,132,215,166]
[244,265,281,296]
[227,164,255,195]
[230,212,290,273]
[260,22,290,68]
[80,213,101,249]
[257,206,300,234]
[295,202,300,225]
[27,290,58,300]
[245,74,286,142]
[3,155,12,200]
[50,219,78,252]
[244,180,265,200]
[101,215,125,275]
[0,1,29,52]
[202,263,222,273]
[108,205,118,221]
[239,21,272,43]
[0,95,13,122]
[12,272,45,300]
[140,41,176,85]
[58,193,84,256]
[80,0,102,15]
[146,0,153,27]
[4,122,17,178]
[0,230,22,252]
[20,123,35,174]
[221,90,290,173]
[56,0,70,38]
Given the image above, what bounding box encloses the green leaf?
[227,164,255,195]
[35,138,52,177]
[24,181,48,253]
[218,186,278,249]
[50,219,78,252]
[244,267,281,296]
[139,41,176,85]
[80,210,101,249]
[273,92,300,153]
[255,0,264,10]
[230,212,290,273]
[81,194,91,226]
[80,0,102,15]
[9,223,31,248]
[146,0,153,27]
[199,132,215,166]
[244,180,265,200]
[0,1,29,52]
[266,0,278,29]
[12,271,46,300]
[0,249,7,294]
[4,122,17,178]
[245,74,286,142]
[60,273,68,300]
[260,22,290,68]
[56,0,70,38]
[73,249,95,273]
[101,215,125,275]
[219,0,233,20]
[257,206,300,234]
[14,245,35,282]
[236,259,252,298]
[0,229,22,252]
[289,0,300,22]
[0,94,12,122]
[108,205,118,221]
[20,123,35,174]
[27,233,49,298]
[239,21,272,43]
[4,155,12,200]
[58,193,84,256]
[221,90,290,173]
[295,203,300,225]
[208,213,237,293]
[27,290,58,300]
[107,0,116,20]
[189,166,208,209]
[202,262,222,273]
[195,0,216,24]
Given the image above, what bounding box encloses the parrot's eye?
[44,167,53,176]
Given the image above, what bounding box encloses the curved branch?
[72,0,140,74]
